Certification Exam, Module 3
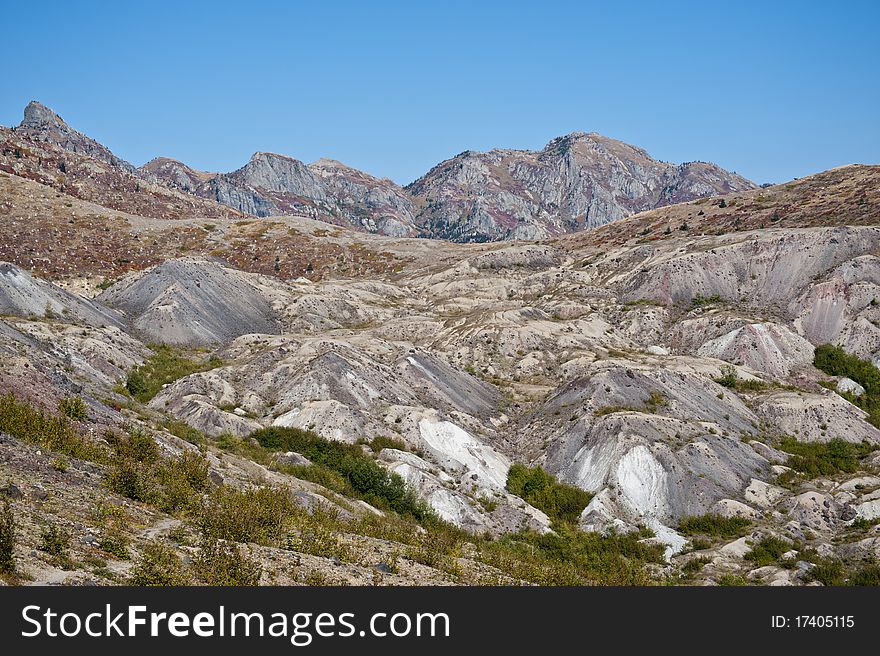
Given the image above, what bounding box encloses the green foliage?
[197,485,295,546]
[480,525,665,586]
[193,538,262,585]
[248,427,432,521]
[99,526,130,560]
[129,541,191,586]
[39,524,71,567]
[678,514,751,539]
[125,345,223,403]
[362,435,408,453]
[718,574,749,586]
[0,393,108,463]
[58,396,88,421]
[778,437,875,479]
[105,427,209,513]
[506,464,593,525]
[744,536,790,567]
[848,563,880,586]
[814,344,880,427]
[713,365,775,392]
[0,500,14,575]
[692,293,723,307]
[805,559,845,586]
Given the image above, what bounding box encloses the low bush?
[248,427,432,521]
[193,538,262,585]
[129,541,191,586]
[814,344,880,427]
[0,393,108,463]
[778,437,875,479]
[39,524,71,567]
[0,500,14,575]
[506,464,593,525]
[197,485,294,546]
[678,514,751,538]
[58,396,88,421]
[744,536,790,566]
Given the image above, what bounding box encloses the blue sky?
[2,0,877,185]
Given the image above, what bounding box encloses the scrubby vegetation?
[678,514,751,539]
[814,343,880,427]
[192,538,262,585]
[0,392,108,463]
[58,396,88,421]
[105,427,209,514]
[713,365,775,392]
[505,464,593,525]
[39,524,71,568]
[248,427,433,521]
[778,437,875,481]
[0,500,14,575]
[744,536,791,566]
[124,345,223,402]
[129,541,190,586]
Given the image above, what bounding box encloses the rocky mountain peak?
[20,100,67,130]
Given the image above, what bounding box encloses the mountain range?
[6,101,754,241]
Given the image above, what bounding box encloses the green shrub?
[0,393,108,463]
[0,500,14,575]
[718,574,749,586]
[506,463,593,525]
[125,345,223,403]
[193,538,262,585]
[779,437,875,479]
[814,344,880,427]
[129,541,190,586]
[248,427,432,521]
[99,526,130,560]
[197,486,295,546]
[806,559,845,586]
[479,525,665,586]
[744,536,790,566]
[678,514,751,538]
[363,435,408,453]
[848,563,880,586]
[39,524,71,566]
[59,396,88,421]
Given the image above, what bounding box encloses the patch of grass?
[506,464,593,525]
[125,345,223,403]
[99,526,130,560]
[104,427,209,513]
[713,365,774,392]
[718,574,749,586]
[805,558,846,586]
[744,536,790,567]
[691,293,722,307]
[848,563,880,586]
[248,427,433,521]
[678,514,751,539]
[0,393,108,463]
[361,435,408,453]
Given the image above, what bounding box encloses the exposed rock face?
[406,132,754,241]
[0,261,123,328]
[139,157,214,193]
[15,101,137,174]
[97,258,281,346]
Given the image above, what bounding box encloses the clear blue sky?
[2,0,877,185]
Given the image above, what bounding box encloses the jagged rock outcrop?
[406,132,754,241]
[15,101,138,174]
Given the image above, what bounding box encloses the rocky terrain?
[3,102,751,241]
[1,105,879,587]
